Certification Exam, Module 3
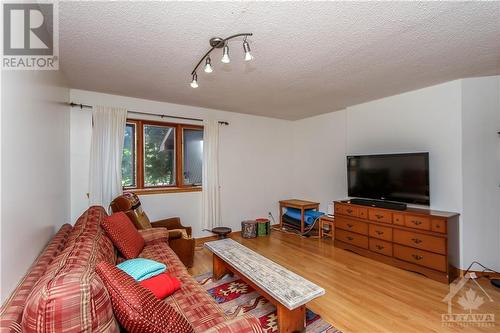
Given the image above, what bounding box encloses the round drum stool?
[255,218,270,236]
[241,220,257,239]
[210,227,232,239]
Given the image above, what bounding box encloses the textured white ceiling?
[59,1,500,120]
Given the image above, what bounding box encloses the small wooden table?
[279,199,320,234]
[319,215,335,240]
[205,239,325,333]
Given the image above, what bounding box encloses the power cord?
[463,261,500,277]
[462,261,500,289]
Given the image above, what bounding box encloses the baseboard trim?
[195,231,239,247]
[457,269,500,280]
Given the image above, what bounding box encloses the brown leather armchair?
[110,193,195,267]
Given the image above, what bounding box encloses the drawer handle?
[375,230,384,235]
[347,236,354,241]
[412,220,422,225]
[347,223,354,228]
[375,245,384,250]
[375,214,384,219]
[411,238,422,244]
[346,209,353,214]
[412,254,423,261]
[435,225,441,229]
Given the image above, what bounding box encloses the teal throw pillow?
[116,258,167,281]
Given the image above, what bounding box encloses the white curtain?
[202,119,221,229]
[89,105,127,209]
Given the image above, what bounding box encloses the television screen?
[347,153,430,205]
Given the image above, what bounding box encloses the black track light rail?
[190,33,253,75]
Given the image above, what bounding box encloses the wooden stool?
[319,215,335,240]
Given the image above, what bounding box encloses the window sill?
[124,187,202,195]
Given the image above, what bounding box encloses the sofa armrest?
[151,217,192,237]
[168,229,187,240]
[138,227,169,245]
[203,316,263,333]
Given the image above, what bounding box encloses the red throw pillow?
[101,212,145,259]
[139,273,181,299]
[95,261,194,333]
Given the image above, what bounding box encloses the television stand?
[334,200,459,283]
[350,198,407,211]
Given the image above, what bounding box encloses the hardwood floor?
[189,231,500,333]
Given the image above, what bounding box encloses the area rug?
[195,272,342,333]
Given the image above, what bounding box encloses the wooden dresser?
[334,200,459,283]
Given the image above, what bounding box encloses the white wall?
[461,76,500,271]
[291,110,347,212]
[69,89,293,237]
[1,71,70,303]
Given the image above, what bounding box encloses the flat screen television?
[347,152,430,205]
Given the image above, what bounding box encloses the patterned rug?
[194,272,342,333]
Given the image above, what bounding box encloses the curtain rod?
[69,102,229,125]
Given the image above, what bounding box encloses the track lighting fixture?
[190,73,198,88]
[221,44,230,64]
[243,39,253,61]
[204,57,213,73]
[189,33,253,88]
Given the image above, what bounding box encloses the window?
[183,128,203,185]
[122,123,136,188]
[121,119,203,193]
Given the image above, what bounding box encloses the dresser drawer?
[368,209,392,224]
[405,215,430,230]
[393,229,446,255]
[336,229,368,249]
[369,224,392,241]
[357,207,368,219]
[394,244,446,272]
[393,213,405,226]
[431,218,447,233]
[343,206,357,217]
[334,203,345,215]
[369,238,392,256]
[336,217,368,235]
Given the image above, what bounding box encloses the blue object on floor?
[284,208,324,225]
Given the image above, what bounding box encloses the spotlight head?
[243,40,253,61]
[204,57,213,73]
[221,44,230,64]
[190,73,198,88]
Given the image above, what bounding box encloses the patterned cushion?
[139,273,181,300]
[95,261,194,333]
[21,206,119,333]
[117,258,166,281]
[138,227,169,245]
[101,212,145,259]
[0,224,73,333]
[139,242,189,278]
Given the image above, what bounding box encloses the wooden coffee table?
[205,238,325,333]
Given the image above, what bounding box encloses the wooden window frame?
[124,119,203,195]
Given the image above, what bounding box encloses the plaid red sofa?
[0,206,262,333]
